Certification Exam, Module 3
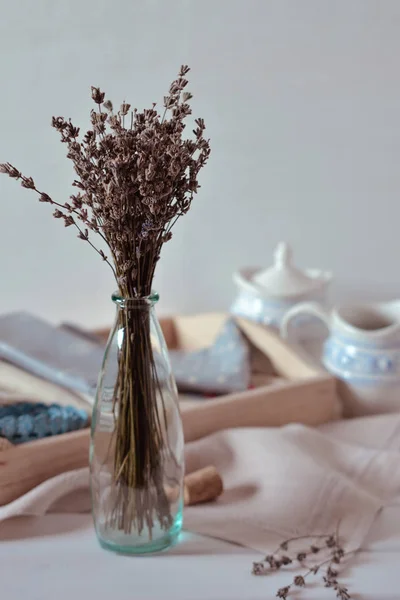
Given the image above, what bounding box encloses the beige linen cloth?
[1,413,400,553]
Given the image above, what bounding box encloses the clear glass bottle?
[90,292,184,554]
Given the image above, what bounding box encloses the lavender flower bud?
[161,232,172,243]
[63,215,74,227]
[296,553,307,562]
[91,86,105,104]
[179,65,190,76]
[77,228,88,240]
[51,116,67,130]
[120,103,131,116]
[0,163,21,178]
[252,562,264,575]
[294,576,305,587]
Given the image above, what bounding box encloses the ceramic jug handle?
[280,302,331,339]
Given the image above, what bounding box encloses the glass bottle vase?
[90,292,184,554]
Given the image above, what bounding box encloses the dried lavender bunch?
[252,528,353,599]
[0,64,210,297]
[1,65,210,538]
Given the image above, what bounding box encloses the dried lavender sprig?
[271,550,354,599]
[0,165,117,277]
[277,532,338,553]
[252,525,354,600]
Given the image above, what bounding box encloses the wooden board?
[0,429,89,506]
[181,374,338,441]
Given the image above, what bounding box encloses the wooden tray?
[162,314,341,441]
[0,314,341,505]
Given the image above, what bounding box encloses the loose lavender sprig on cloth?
[252,528,353,599]
[1,66,210,537]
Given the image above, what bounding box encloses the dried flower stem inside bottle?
[109,303,173,536]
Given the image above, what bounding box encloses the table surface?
[1,502,400,600]
[1,334,398,599]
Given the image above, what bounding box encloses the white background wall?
[1,0,400,328]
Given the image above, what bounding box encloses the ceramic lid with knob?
[233,242,332,300]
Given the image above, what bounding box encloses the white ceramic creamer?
[281,300,400,416]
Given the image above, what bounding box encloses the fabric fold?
[1,414,400,555]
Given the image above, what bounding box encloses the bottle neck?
[112,291,159,311]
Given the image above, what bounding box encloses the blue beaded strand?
[0,402,89,444]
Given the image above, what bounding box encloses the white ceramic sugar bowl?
[230,242,332,331]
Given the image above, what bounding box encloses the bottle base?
[96,520,182,555]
